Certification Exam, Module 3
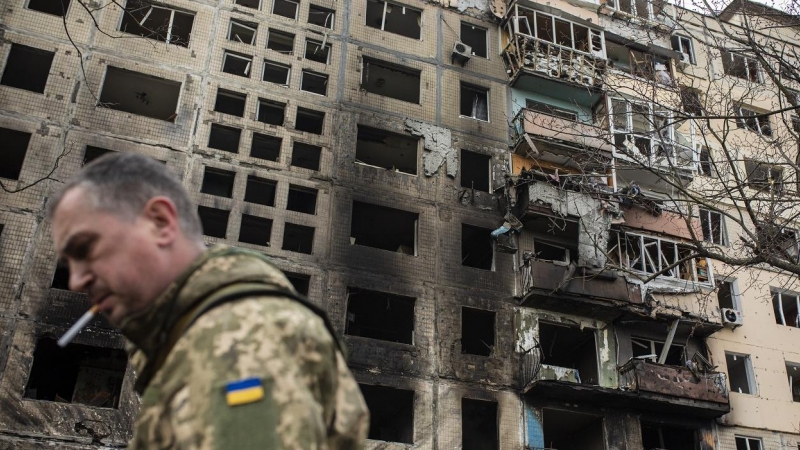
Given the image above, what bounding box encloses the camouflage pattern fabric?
[118,245,369,449]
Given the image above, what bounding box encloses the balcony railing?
[503,34,605,89]
[513,108,613,153]
[618,359,729,404]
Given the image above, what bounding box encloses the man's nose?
[68,262,94,292]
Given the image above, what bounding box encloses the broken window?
[99,67,181,121]
[365,0,421,39]
[772,290,800,327]
[234,0,260,9]
[615,0,664,19]
[0,128,31,180]
[745,159,782,192]
[300,70,328,96]
[272,0,298,19]
[1,44,54,93]
[756,223,798,259]
[610,98,675,159]
[24,337,126,408]
[460,22,487,58]
[526,99,578,121]
[360,384,414,443]
[295,107,324,134]
[291,142,322,170]
[460,84,489,121]
[244,175,277,206]
[722,51,761,83]
[726,352,756,394]
[119,1,195,47]
[208,123,241,153]
[282,223,314,254]
[83,146,114,165]
[641,422,697,450]
[735,106,772,136]
[700,209,727,245]
[197,206,229,238]
[286,185,318,214]
[305,39,331,64]
[262,60,291,85]
[214,88,246,117]
[516,8,603,55]
[462,398,498,450]
[238,214,272,247]
[201,167,235,198]
[27,0,71,16]
[462,224,493,270]
[698,146,713,176]
[228,19,257,45]
[542,409,604,450]
[361,58,421,103]
[787,362,800,402]
[461,307,495,356]
[460,150,490,192]
[606,42,671,81]
[356,125,418,174]
[286,273,310,296]
[51,264,70,290]
[345,287,415,344]
[610,231,713,283]
[266,29,295,55]
[308,5,335,28]
[257,99,286,125]
[735,436,763,450]
[631,336,684,365]
[671,35,695,64]
[680,86,704,116]
[250,133,282,161]
[350,201,417,254]
[539,322,599,384]
[222,51,253,77]
[717,279,740,311]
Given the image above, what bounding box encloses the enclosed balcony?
[512,107,613,156]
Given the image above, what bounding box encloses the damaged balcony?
[511,107,613,157]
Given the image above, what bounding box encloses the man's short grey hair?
[47,152,203,239]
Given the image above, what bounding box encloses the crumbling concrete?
[405,119,458,178]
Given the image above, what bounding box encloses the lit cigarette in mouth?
[57,305,100,348]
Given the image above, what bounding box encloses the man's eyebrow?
[60,232,98,258]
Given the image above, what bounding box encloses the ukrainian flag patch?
[225,377,265,406]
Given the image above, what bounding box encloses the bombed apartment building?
[1,0,799,448]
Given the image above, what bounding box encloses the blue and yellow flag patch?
[225,377,265,406]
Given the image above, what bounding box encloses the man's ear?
[141,196,180,245]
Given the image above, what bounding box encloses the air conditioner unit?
[721,308,744,328]
[452,41,472,67]
[676,52,691,69]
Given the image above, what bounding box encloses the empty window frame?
[526,214,579,265]
[1,44,54,93]
[462,224,493,270]
[717,279,741,311]
[286,185,318,214]
[98,67,181,121]
[460,84,489,121]
[286,273,310,296]
[671,35,695,64]
[641,422,698,450]
[350,201,418,254]
[300,70,328,96]
[251,133,282,161]
[208,123,242,153]
[305,39,331,64]
[462,398,498,450]
[308,4,335,28]
[365,0,421,39]
[214,88,246,117]
[517,8,603,55]
[631,336,685,365]
[119,1,194,47]
[735,436,763,450]
[615,0,664,20]
[772,290,800,327]
[757,223,798,259]
[355,125,418,174]
[234,0,261,9]
[83,146,114,166]
[735,105,772,136]
[272,0,299,19]
[360,384,414,443]
[51,264,70,290]
[539,322,599,384]
[201,167,235,198]
[722,51,761,82]
[295,107,325,134]
[238,214,272,247]
[461,307,495,356]
[24,337,126,408]
[282,223,314,254]
[345,287,415,344]
[262,60,291,85]
[680,86,704,116]
[361,58,421,104]
[266,29,295,55]
[609,98,675,157]
[460,150,490,192]
[291,142,322,170]
[228,19,257,45]
[197,206,229,238]
[609,231,713,283]
[699,209,727,245]
[542,409,604,450]
[726,352,756,394]
[606,41,670,80]
[460,22,487,58]
[787,362,800,402]
[244,175,277,206]
[222,51,253,77]
[257,99,286,125]
[525,99,578,121]
[744,159,782,191]
[27,0,71,16]
[0,128,31,180]
[698,146,713,176]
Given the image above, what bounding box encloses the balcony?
[512,108,613,155]
[614,131,696,175]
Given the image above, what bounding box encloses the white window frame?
[272,0,299,20]
[699,208,728,246]
[727,353,757,395]
[671,35,695,64]
[308,4,335,29]
[787,361,800,402]
[122,3,195,46]
[228,19,257,45]
[234,0,262,9]
[515,6,604,57]
[300,70,328,96]
[262,60,291,86]
[266,28,295,55]
[613,231,714,285]
[304,39,331,64]
[722,51,762,83]
[367,0,422,36]
[460,22,488,59]
[460,83,490,122]
[735,105,772,136]
[613,0,661,21]
[734,436,763,450]
[609,97,684,165]
[222,51,252,76]
[717,278,742,311]
[772,290,800,327]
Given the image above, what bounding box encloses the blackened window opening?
[286,273,310,296]
[718,280,735,310]
[356,125,418,175]
[542,409,605,450]
[201,167,235,198]
[461,149,490,191]
[1,44,54,93]
[0,128,31,180]
[462,398,498,450]
[27,0,71,16]
[244,175,277,206]
[460,22,487,58]
[308,5,335,28]
[641,422,698,450]
[198,206,229,238]
[51,265,70,290]
[208,124,242,153]
[99,67,181,121]
[362,58,421,103]
[239,214,272,247]
[267,29,295,55]
[350,201,417,254]
[539,322,598,384]
[119,0,195,47]
[462,224,493,270]
[345,287,415,344]
[83,146,115,166]
[251,133,282,161]
[282,223,314,254]
[361,384,414,443]
[305,39,330,63]
[257,99,286,126]
[286,185,318,214]
[295,107,325,134]
[214,89,246,117]
[461,307,495,356]
[291,142,322,170]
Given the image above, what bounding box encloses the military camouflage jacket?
[119,245,369,449]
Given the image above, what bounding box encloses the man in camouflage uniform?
[49,153,369,449]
